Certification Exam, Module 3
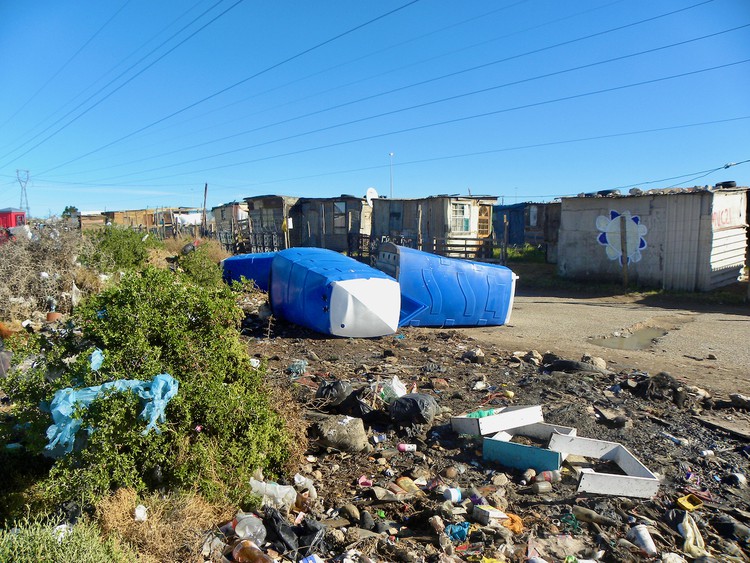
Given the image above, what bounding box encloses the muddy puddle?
[589,326,668,351]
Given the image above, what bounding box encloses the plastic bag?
[250,478,298,512]
[45,373,179,457]
[315,380,352,407]
[389,393,438,426]
[263,506,298,557]
[375,375,407,404]
[89,348,104,371]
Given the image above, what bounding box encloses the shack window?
[333,201,347,234]
[478,205,491,237]
[450,203,470,233]
[15,214,25,227]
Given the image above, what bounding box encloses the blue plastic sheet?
[45,373,179,457]
[89,348,104,371]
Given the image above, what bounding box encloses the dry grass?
[267,380,309,475]
[163,236,231,263]
[0,227,98,320]
[96,488,234,563]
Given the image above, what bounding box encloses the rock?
[730,393,750,410]
[360,510,375,530]
[581,354,607,370]
[524,350,543,365]
[431,378,451,390]
[315,415,370,452]
[339,503,361,523]
[462,348,485,364]
[491,473,509,486]
[442,466,458,479]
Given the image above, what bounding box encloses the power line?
[103,0,615,154]
[0,0,244,167]
[70,21,749,180]
[36,115,749,195]
[37,0,423,176]
[76,58,750,184]
[0,0,207,156]
[202,117,750,192]
[0,0,133,134]
[39,0,712,178]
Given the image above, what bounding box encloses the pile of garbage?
[196,336,750,563]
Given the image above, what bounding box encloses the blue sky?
[1,0,749,216]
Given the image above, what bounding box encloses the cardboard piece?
[547,434,659,499]
[451,405,543,436]
[483,422,577,472]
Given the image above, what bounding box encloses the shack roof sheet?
[563,185,749,200]
[0,208,25,213]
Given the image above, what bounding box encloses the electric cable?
[78,58,750,184]
[38,0,710,177]
[68,22,749,179]
[0,0,133,134]
[35,0,422,176]
[0,0,245,167]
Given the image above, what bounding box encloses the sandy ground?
[463,291,750,397]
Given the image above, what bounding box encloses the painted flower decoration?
[596,210,648,264]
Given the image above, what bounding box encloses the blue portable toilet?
[374,243,517,327]
[221,251,277,292]
[270,248,401,337]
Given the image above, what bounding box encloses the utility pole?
[17,169,30,216]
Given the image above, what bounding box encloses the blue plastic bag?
[89,348,104,371]
[45,373,179,457]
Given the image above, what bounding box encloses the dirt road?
[464,291,750,397]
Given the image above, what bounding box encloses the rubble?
[197,319,750,563]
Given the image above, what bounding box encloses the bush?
[177,245,224,288]
[0,225,91,318]
[0,514,137,563]
[4,267,293,512]
[81,227,160,272]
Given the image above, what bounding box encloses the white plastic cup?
[443,487,462,503]
[627,524,657,556]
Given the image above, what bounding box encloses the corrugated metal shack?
[238,195,299,253]
[557,185,748,291]
[212,201,248,251]
[493,202,561,262]
[370,195,496,259]
[288,195,372,254]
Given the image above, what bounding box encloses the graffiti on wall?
[596,210,647,265]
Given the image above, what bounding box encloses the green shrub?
[0,515,137,563]
[4,267,291,512]
[81,227,160,272]
[177,245,224,288]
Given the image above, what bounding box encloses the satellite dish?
[365,187,379,207]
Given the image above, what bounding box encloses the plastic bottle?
[233,512,267,545]
[534,470,561,483]
[398,443,417,452]
[572,506,618,527]
[232,540,274,563]
[626,524,657,557]
[520,468,536,485]
[530,481,552,494]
